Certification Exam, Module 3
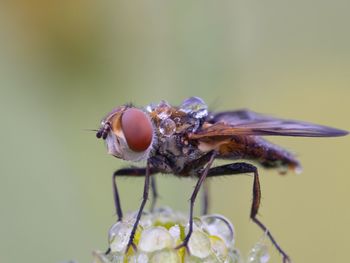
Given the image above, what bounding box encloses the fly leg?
[105,166,155,255]
[201,181,210,215]
[150,175,159,212]
[180,151,216,216]
[124,162,152,253]
[112,167,152,221]
[112,167,158,220]
[207,162,291,263]
[176,152,216,252]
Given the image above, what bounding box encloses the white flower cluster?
[92,207,269,263]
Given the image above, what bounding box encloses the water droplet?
[209,236,228,262]
[145,103,156,113]
[201,215,235,247]
[150,249,180,263]
[226,250,243,263]
[180,97,208,119]
[111,253,126,263]
[190,119,201,132]
[188,230,212,259]
[156,100,172,120]
[184,217,205,239]
[185,253,222,263]
[152,207,178,224]
[193,217,205,230]
[108,222,133,253]
[203,254,222,263]
[169,225,181,241]
[128,253,149,263]
[247,243,270,263]
[139,211,153,229]
[138,226,174,252]
[184,254,202,263]
[159,119,176,137]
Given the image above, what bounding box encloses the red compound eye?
[121,108,153,152]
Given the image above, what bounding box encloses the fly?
[96,97,348,262]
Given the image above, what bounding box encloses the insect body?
[96,97,348,262]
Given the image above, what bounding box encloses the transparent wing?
[191,110,348,138]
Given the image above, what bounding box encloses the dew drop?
[159,118,176,137]
[184,254,202,263]
[201,215,235,247]
[150,249,180,263]
[193,217,205,230]
[145,103,156,113]
[156,100,172,120]
[247,243,270,263]
[190,119,201,132]
[128,253,149,263]
[169,225,181,241]
[209,236,228,262]
[203,254,222,263]
[108,221,132,253]
[188,230,212,259]
[226,250,243,263]
[152,207,177,224]
[139,213,153,229]
[180,97,208,119]
[138,226,174,252]
[111,253,126,263]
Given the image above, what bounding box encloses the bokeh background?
[1,1,349,262]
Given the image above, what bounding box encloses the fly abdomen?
[253,137,301,174]
[217,136,301,174]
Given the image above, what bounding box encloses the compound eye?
[121,108,153,152]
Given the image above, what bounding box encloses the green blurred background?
[0,1,349,262]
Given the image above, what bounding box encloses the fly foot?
[175,234,191,254]
[124,240,137,254]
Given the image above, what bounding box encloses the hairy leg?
[176,152,217,251]
[105,167,152,255]
[201,180,210,215]
[112,167,149,221]
[112,167,158,218]
[207,162,290,263]
[122,163,152,253]
[150,175,159,212]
